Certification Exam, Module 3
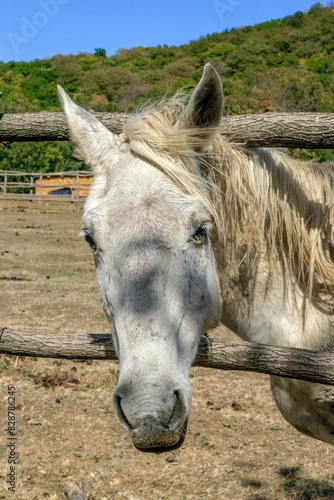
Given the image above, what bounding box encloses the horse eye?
[84,233,97,253]
[191,226,207,244]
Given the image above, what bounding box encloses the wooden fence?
[0,110,333,384]
[0,170,92,206]
[1,325,333,385]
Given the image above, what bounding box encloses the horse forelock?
[122,95,226,237]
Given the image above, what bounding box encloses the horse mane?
[122,95,334,308]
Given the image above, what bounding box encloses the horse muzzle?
[113,387,189,451]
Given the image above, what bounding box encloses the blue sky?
[0,0,320,62]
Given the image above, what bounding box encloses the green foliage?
[0,4,334,172]
[0,142,85,173]
[94,48,107,58]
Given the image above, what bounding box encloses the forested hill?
[1,2,334,172]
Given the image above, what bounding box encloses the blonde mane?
[123,95,334,308]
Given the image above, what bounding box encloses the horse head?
[58,64,223,450]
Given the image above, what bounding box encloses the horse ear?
[58,85,117,174]
[182,63,223,145]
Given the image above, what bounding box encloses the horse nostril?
[168,390,186,429]
[114,394,134,431]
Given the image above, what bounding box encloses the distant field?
[0,203,333,499]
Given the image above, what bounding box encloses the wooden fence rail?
[1,326,334,386]
[1,111,334,148]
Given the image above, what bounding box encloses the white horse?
[58,64,334,451]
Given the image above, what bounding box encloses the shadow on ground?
[279,466,334,499]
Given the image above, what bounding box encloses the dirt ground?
[0,201,333,500]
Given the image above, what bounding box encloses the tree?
[94,48,107,58]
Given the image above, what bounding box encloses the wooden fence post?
[29,174,34,210]
[3,170,7,198]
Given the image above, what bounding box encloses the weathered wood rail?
[1,111,334,149]
[1,326,334,386]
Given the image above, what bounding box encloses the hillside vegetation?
[0,2,333,172]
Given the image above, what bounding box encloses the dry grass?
[0,201,333,499]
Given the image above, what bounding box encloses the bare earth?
[0,202,333,500]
